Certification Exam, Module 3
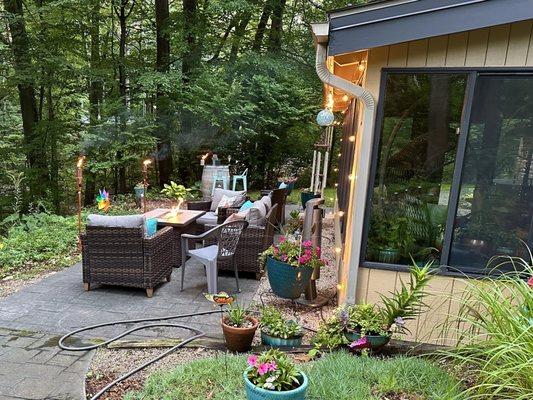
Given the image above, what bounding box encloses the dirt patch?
[0,270,59,299]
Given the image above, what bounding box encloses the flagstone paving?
[0,262,259,399]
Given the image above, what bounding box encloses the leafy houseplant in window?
[259,306,304,347]
[244,349,308,400]
[221,302,258,352]
[261,237,327,299]
[310,263,433,355]
[369,212,413,264]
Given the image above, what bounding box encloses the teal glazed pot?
[300,192,320,209]
[266,257,313,299]
[378,247,400,264]
[345,331,391,350]
[261,331,303,348]
[244,370,308,400]
[134,186,145,200]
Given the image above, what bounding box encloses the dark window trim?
[360,67,533,278]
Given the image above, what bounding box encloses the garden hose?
[58,309,223,400]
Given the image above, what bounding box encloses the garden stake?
[76,156,85,248]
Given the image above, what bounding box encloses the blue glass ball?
[316,108,334,126]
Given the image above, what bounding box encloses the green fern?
[380,261,434,327]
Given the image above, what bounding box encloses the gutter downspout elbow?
[315,42,376,305]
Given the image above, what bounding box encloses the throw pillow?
[145,218,158,237]
[259,195,272,211]
[211,188,246,211]
[248,201,267,226]
[224,212,246,223]
[215,195,237,215]
[278,182,287,189]
[239,200,254,212]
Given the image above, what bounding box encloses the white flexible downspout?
[315,42,376,304]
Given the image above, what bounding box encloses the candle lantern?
[142,159,152,213]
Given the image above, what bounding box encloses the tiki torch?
[76,156,85,247]
[142,159,152,213]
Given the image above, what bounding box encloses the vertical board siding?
[352,21,533,344]
[485,24,511,65]
[506,21,533,65]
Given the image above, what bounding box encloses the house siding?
[346,21,533,344]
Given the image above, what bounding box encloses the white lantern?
[316,108,334,127]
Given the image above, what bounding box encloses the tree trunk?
[267,0,287,52]
[155,0,173,186]
[4,0,47,199]
[230,12,252,63]
[252,1,272,51]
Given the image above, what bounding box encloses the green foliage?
[380,262,433,327]
[246,349,301,392]
[261,237,326,269]
[439,253,533,399]
[259,306,303,339]
[161,181,197,201]
[225,302,249,328]
[125,351,462,400]
[347,303,388,336]
[0,213,79,279]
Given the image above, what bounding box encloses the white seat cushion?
[259,195,272,212]
[196,211,218,226]
[248,201,267,226]
[87,214,145,228]
[189,245,219,263]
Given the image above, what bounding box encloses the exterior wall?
[345,21,533,344]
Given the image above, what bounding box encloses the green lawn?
[249,187,337,208]
[125,351,462,400]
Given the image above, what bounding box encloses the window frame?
[360,67,533,277]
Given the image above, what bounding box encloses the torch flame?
[143,159,152,166]
[77,156,85,168]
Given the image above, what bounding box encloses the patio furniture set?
[80,187,287,297]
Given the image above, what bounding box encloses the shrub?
[0,213,78,279]
[440,253,533,399]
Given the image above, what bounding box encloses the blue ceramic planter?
[266,257,313,299]
[244,370,308,400]
[345,331,391,350]
[377,247,400,264]
[261,331,303,348]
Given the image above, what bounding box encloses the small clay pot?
[221,316,259,352]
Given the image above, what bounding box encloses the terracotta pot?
[222,316,258,352]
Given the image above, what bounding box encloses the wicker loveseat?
[81,215,173,297]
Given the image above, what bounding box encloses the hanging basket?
[266,257,313,300]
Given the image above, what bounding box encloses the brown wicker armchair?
[206,204,278,279]
[81,225,173,297]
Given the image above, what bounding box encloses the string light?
[342,94,349,102]
[349,135,355,142]
[334,167,338,172]
[338,211,344,217]
[348,174,354,181]
[334,183,339,187]
[335,247,342,254]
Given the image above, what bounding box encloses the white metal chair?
[211,171,228,195]
[180,220,248,294]
[232,168,248,191]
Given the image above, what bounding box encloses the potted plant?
[300,188,319,209]
[244,349,308,400]
[161,181,197,210]
[259,306,304,347]
[310,262,433,355]
[261,237,327,299]
[221,302,258,352]
[368,212,412,264]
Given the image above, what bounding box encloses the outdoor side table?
[156,210,206,267]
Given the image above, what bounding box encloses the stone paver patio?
[0,261,259,399]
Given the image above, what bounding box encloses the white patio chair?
[180,220,248,294]
[232,168,248,191]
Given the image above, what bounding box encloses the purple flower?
[247,355,258,367]
[394,317,405,327]
[349,336,371,350]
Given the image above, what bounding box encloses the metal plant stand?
[296,197,330,307]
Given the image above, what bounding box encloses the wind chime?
[312,93,335,197]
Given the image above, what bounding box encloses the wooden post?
[143,159,152,213]
[76,156,85,248]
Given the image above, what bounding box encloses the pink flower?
[302,240,312,248]
[348,336,371,350]
[528,276,533,288]
[257,362,269,376]
[315,247,321,257]
[281,254,288,262]
[247,355,258,367]
[267,361,277,372]
[273,247,279,256]
[279,236,286,243]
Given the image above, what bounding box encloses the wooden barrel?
[201,165,230,199]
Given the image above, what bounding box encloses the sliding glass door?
[363,70,533,275]
[449,74,533,271]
